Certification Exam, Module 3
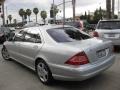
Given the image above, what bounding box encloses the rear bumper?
[49,55,115,81]
[102,38,120,46]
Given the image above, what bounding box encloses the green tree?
[8,15,12,24]
[19,9,25,23]
[40,10,47,24]
[33,8,39,23]
[50,4,59,19]
[0,0,5,2]
[93,8,106,23]
[26,9,32,22]
[84,11,87,19]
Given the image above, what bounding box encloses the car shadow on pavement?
[47,73,114,90]
[3,58,118,90]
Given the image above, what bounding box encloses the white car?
[93,20,120,46]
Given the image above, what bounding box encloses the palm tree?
[40,10,47,24]
[19,9,25,23]
[26,9,32,22]
[24,12,27,22]
[33,8,39,23]
[50,4,59,19]
[13,19,17,27]
[8,15,12,24]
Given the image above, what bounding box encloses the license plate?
[97,49,106,58]
[108,34,115,37]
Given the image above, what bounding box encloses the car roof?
[99,19,120,22]
[23,24,73,32]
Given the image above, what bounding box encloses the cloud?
[1,0,118,24]
[6,0,51,10]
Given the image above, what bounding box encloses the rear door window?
[24,32,41,43]
[14,30,26,41]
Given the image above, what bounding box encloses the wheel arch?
[35,57,49,71]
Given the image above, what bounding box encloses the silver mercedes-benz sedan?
[1,25,115,84]
[93,20,120,46]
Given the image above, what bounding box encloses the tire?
[1,46,10,60]
[36,60,53,85]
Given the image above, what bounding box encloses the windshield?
[97,21,120,29]
[47,27,90,42]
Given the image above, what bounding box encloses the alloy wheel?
[37,62,49,82]
[2,47,10,60]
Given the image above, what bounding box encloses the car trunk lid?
[63,38,113,63]
[96,29,120,39]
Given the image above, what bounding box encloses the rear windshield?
[47,27,90,42]
[97,21,120,29]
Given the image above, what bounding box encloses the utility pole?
[53,0,55,23]
[106,0,111,19]
[100,6,102,20]
[118,0,120,19]
[63,0,65,26]
[72,0,76,23]
[118,0,119,13]
[6,6,8,24]
[112,0,115,19]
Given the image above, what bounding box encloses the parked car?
[93,20,120,46]
[0,27,15,44]
[1,25,115,84]
[0,30,6,44]
[23,22,40,28]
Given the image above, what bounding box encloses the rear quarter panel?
[35,43,81,66]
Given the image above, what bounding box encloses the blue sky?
[0,0,119,23]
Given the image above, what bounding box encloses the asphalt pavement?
[0,45,120,90]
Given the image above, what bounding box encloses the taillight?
[65,52,89,65]
[93,31,99,37]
